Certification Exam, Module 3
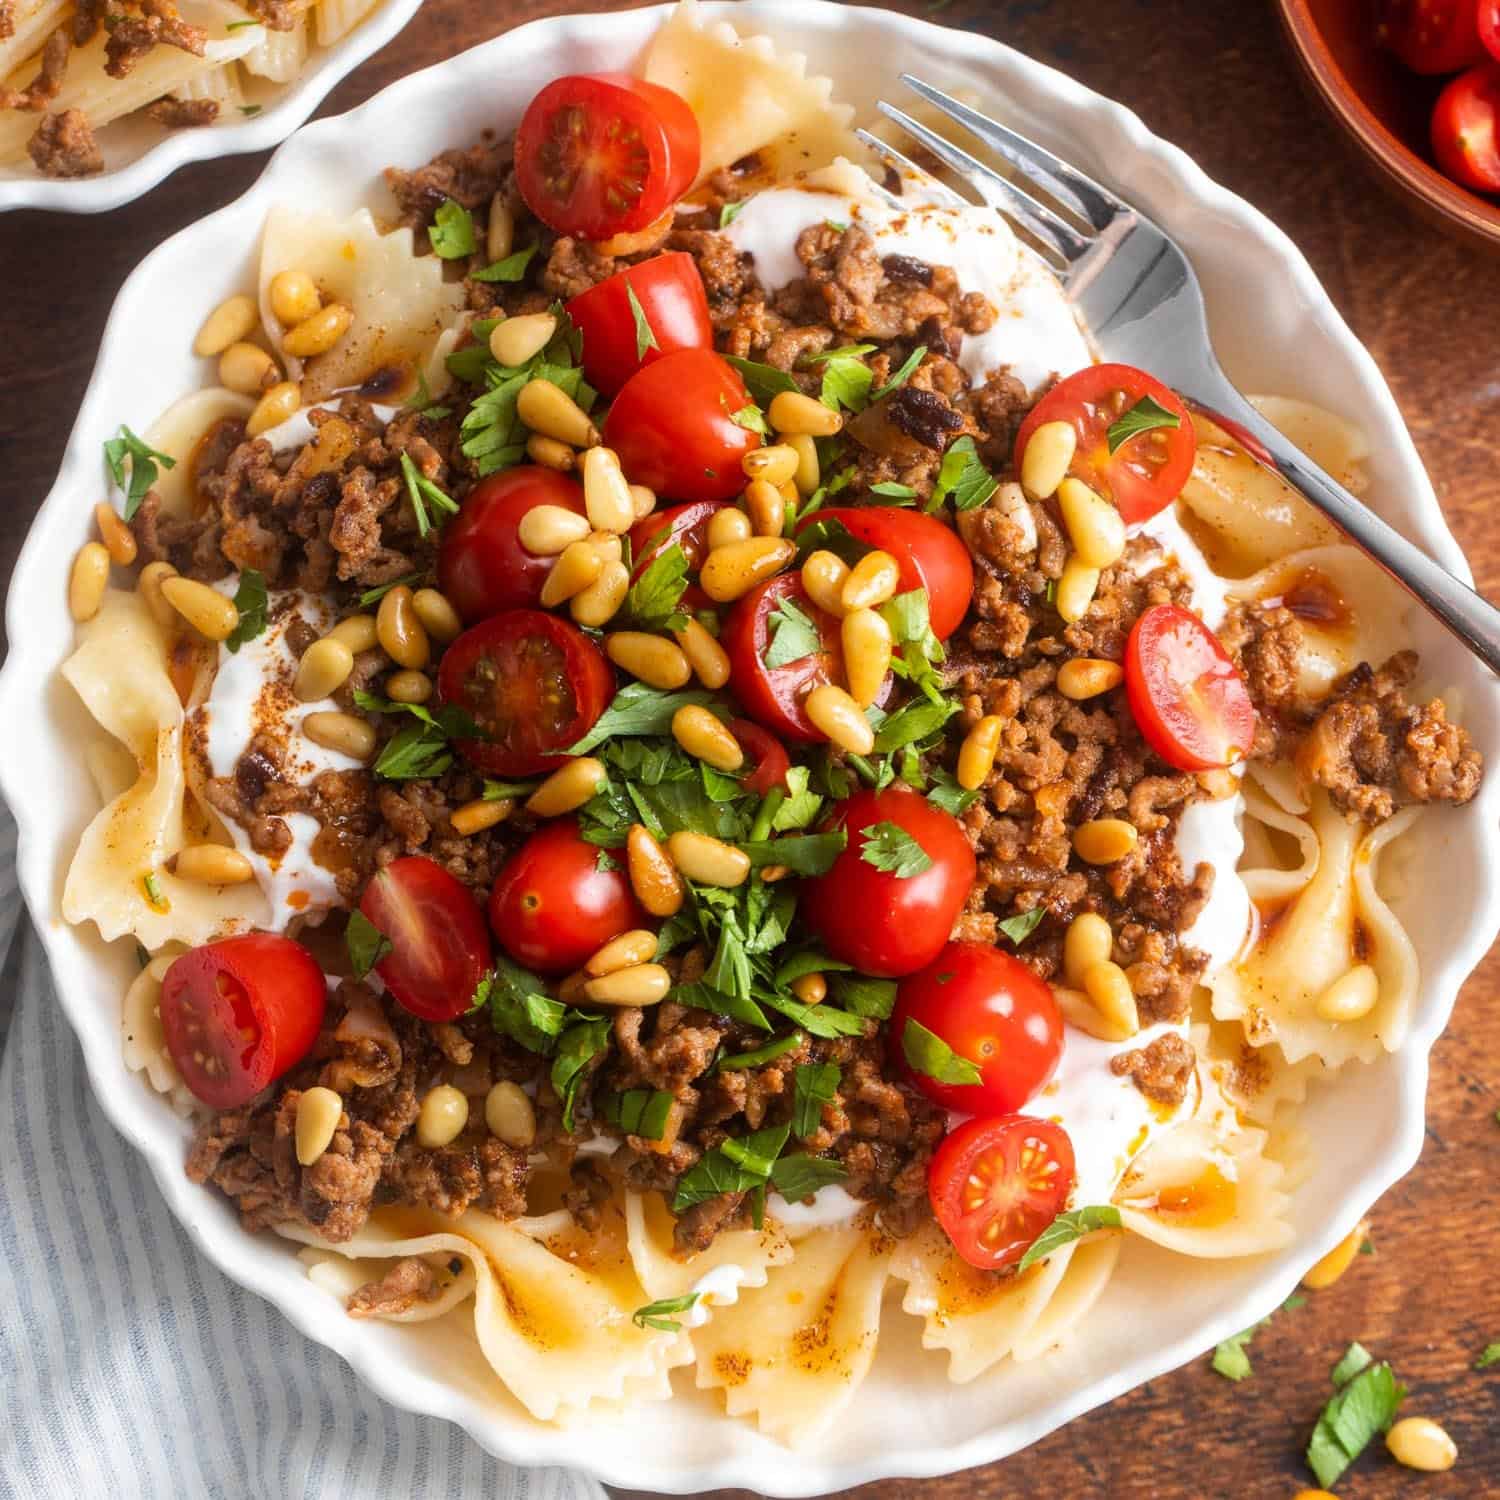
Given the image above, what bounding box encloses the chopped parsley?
[606,1088,675,1140]
[763,596,822,669]
[1330,1342,1373,1387]
[476,956,570,1053]
[353,690,481,781]
[567,683,715,754]
[770,1153,848,1201]
[621,540,691,633]
[551,1017,611,1131]
[632,1293,700,1332]
[719,1032,804,1071]
[628,284,659,360]
[471,243,539,283]
[402,370,451,421]
[791,1062,841,1137]
[1105,393,1181,455]
[901,1017,981,1086]
[357,573,419,607]
[398,451,459,538]
[871,344,927,401]
[926,435,997,513]
[1475,1342,1500,1370]
[828,973,896,1019]
[719,200,746,229]
[723,354,799,403]
[729,402,770,436]
[926,768,980,816]
[997,907,1046,946]
[816,349,874,414]
[859,821,933,878]
[1305,1356,1406,1489]
[224,568,268,653]
[867,481,917,504]
[1211,1321,1264,1382]
[672,1121,790,1212]
[429,198,478,259]
[345,909,392,978]
[1017,1205,1123,1273]
[103,425,176,522]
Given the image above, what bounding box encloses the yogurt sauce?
[680,1262,751,1328]
[767,1183,866,1233]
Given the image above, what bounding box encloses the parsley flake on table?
[1305,1356,1406,1489]
[859,820,933,877]
[1475,1342,1500,1370]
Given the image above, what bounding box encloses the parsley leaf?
[403,370,451,420]
[103,425,176,522]
[479,956,569,1053]
[927,769,979,816]
[621,540,691,633]
[719,1032,804,1071]
[1474,1342,1500,1370]
[722,1120,791,1178]
[344,909,391,978]
[1106,393,1181,455]
[719,200,746,228]
[239,104,263,117]
[872,344,927,401]
[763,596,822,669]
[791,1062,840,1137]
[567,683,715,754]
[1016,1205,1123,1272]
[627,284,659,360]
[901,1016,981,1086]
[828,973,896,1019]
[723,355,798,403]
[1211,1322,1263,1382]
[358,574,419,607]
[729,403,770,436]
[429,198,478,259]
[998,907,1045,946]
[224,569,268,653]
[741,830,846,877]
[859,821,933,878]
[760,991,866,1039]
[817,350,874,413]
[1331,1343,1374,1388]
[1306,1360,1406,1489]
[672,1121,790,1212]
[671,980,771,1031]
[771,765,824,831]
[471,243,539,283]
[927,435,997,513]
[871,694,956,754]
[632,1293,700,1332]
[771,1154,849,1201]
[354,691,481,781]
[867,481,917,504]
[398,451,459,538]
[551,1016,611,1130]
[606,1088,675,1140]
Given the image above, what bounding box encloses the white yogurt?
[679,1262,752,1328]
[261,401,399,454]
[767,1183,866,1233]
[1133,501,1231,630]
[1175,791,1252,971]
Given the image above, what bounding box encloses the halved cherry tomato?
[892,941,1063,1114]
[1376,0,1485,73]
[359,856,492,1021]
[604,349,761,504]
[1432,63,1500,193]
[515,73,700,240]
[488,819,645,973]
[728,717,790,796]
[1013,363,1196,526]
[1124,603,1256,772]
[1481,0,1500,61]
[803,506,975,640]
[928,1115,1076,1272]
[628,499,726,579]
[566,253,713,396]
[800,786,976,977]
[160,934,326,1108]
[437,609,615,777]
[437,466,588,624]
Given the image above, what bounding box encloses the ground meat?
[1110,1032,1196,1107]
[27,109,102,177]
[144,95,218,127]
[383,133,510,237]
[103,0,205,79]
[563,1159,613,1233]
[0,27,68,110]
[346,1257,440,1318]
[0,1,14,40]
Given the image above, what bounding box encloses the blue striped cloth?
[0,806,605,1500]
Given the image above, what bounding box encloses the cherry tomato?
[928,1115,1076,1272]
[1481,0,1500,61]
[891,941,1063,1114]
[489,819,645,973]
[438,467,588,625]
[1376,0,1485,73]
[1124,603,1256,772]
[437,609,615,777]
[515,73,700,240]
[1013,363,1196,526]
[1432,63,1500,193]
[804,507,975,640]
[800,786,976,977]
[359,856,492,1021]
[160,933,326,1108]
[566,253,713,396]
[628,499,726,579]
[604,349,761,504]
[728,717,791,796]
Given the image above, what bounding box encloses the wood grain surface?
[3,1,1498,1495]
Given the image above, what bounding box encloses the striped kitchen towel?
[0,804,606,1500]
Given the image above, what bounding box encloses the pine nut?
[68,542,110,624]
[328,613,379,653]
[805,683,874,754]
[994,479,1039,553]
[791,973,826,1004]
[583,963,672,1006]
[302,711,377,758]
[629,483,657,521]
[674,618,731,689]
[840,549,900,611]
[1293,1492,1339,1500]
[1302,1219,1369,1289]
[581,446,634,533]
[1055,555,1100,623]
[742,443,800,486]
[1019,419,1077,500]
[295,1086,343,1166]
[385,669,432,705]
[788,433,820,496]
[1385,1418,1456,1473]
[246,381,300,438]
[518,503,591,556]
[1085,962,1138,1037]
[1314,964,1378,1023]
[93,503,138,566]
[292,637,353,702]
[282,303,353,359]
[170,844,255,885]
[138,561,179,629]
[707,506,753,550]
[760,863,791,882]
[411,589,462,644]
[841,608,892,709]
[672,704,743,771]
[484,1080,535,1147]
[218,341,276,395]
[1073,818,1138,865]
[588,530,623,563]
[957,714,1003,790]
[743,478,785,538]
[416,1084,469,1148]
[1063,912,1113,988]
[769,390,843,437]
[628,825,684,916]
[377,585,429,669]
[268,270,320,329]
[570,560,629,627]
[487,195,515,263]
[518,378,599,448]
[666,830,751,888]
[585,929,658,977]
[801,550,850,618]
[162,576,239,640]
[1057,658,1124,700]
[525,757,606,817]
[1052,982,1135,1043]
[700,537,796,602]
[1057,476,1126,568]
[194,293,258,357]
[450,797,514,836]
[490,312,556,369]
[606,631,691,690]
[527,433,576,470]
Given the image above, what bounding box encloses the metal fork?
[861,78,1500,674]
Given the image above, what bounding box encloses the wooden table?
[4,1,1498,1494]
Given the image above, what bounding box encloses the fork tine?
[898,74,1123,232]
[852,129,970,210]
[873,103,1091,266]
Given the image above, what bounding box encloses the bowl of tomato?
[1276,0,1500,249]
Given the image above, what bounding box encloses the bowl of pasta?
[6,1,1498,1493]
[0,0,423,212]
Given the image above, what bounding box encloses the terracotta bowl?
[1276,0,1500,249]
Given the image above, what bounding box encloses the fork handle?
[1197,387,1500,676]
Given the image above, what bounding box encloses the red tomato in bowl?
[515,73,700,240]
[1376,0,1485,73]
[799,786,976,977]
[802,506,975,640]
[928,1116,1076,1272]
[892,941,1063,1114]
[1124,603,1256,772]
[728,718,791,796]
[359,857,492,1022]
[489,820,645,973]
[160,934,326,1108]
[628,499,726,579]
[604,349,761,504]
[437,467,588,624]
[1013,363,1195,526]
[1432,63,1500,193]
[1481,0,1500,61]
[566,253,713,396]
[437,610,615,777]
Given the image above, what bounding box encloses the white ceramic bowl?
[0,0,424,214]
[4,3,1497,1492]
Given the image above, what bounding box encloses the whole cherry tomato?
[1376,0,1485,73]
[728,717,791,796]
[1432,62,1500,193]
